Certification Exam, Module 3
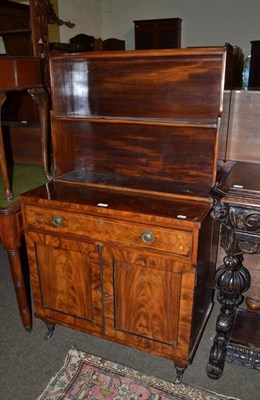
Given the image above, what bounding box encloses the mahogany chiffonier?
[20,47,227,382]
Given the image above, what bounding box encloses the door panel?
[103,247,195,359]
[114,259,181,344]
[26,233,102,332]
[36,243,93,320]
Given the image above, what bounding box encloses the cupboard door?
[103,247,195,360]
[26,232,103,334]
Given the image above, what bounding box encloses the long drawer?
[23,205,193,257]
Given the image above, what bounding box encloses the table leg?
[0,208,32,331]
[7,246,32,331]
[28,87,52,180]
[207,245,251,378]
[0,91,14,200]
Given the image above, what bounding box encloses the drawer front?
[24,205,193,257]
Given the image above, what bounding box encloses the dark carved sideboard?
[207,161,260,378]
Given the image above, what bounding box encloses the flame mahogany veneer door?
[26,232,103,335]
[103,247,195,362]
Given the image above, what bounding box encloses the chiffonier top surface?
[213,162,260,206]
[20,181,211,228]
[48,47,227,201]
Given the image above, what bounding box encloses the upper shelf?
[50,47,227,122]
[49,47,227,200]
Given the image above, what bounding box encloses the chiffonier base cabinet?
[20,47,227,382]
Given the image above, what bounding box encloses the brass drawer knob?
[141,230,154,244]
[52,215,63,227]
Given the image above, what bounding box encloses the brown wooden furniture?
[50,35,125,54]
[0,0,49,80]
[249,40,260,89]
[103,38,125,51]
[0,163,48,332]
[207,162,260,377]
[0,0,50,165]
[224,43,243,89]
[0,0,32,56]
[0,56,51,200]
[134,18,181,50]
[20,47,226,382]
[0,202,32,330]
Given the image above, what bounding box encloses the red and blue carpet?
[37,347,239,400]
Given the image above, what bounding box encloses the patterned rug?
[37,347,238,400]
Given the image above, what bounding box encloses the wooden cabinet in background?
[0,0,49,165]
[249,40,260,89]
[0,0,32,56]
[134,18,181,50]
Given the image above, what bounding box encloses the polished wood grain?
[23,204,193,257]
[25,232,103,335]
[50,49,225,120]
[20,181,211,225]
[0,203,32,331]
[0,57,51,199]
[51,119,217,197]
[48,48,226,200]
[215,162,260,202]
[20,180,217,374]
[0,57,41,90]
[20,47,226,382]
[104,249,196,366]
[113,253,183,344]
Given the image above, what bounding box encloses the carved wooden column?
[207,162,260,379]
[207,202,251,378]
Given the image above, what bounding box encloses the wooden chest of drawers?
[20,47,227,382]
[21,182,216,381]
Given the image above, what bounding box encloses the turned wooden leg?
[0,91,13,200]
[207,254,250,379]
[7,247,32,331]
[1,208,32,331]
[28,87,52,181]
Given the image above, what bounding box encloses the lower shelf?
[226,308,260,370]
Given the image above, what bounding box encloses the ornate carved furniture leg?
[0,204,32,331]
[28,87,52,180]
[0,91,13,200]
[207,162,260,377]
[207,249,250,379]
